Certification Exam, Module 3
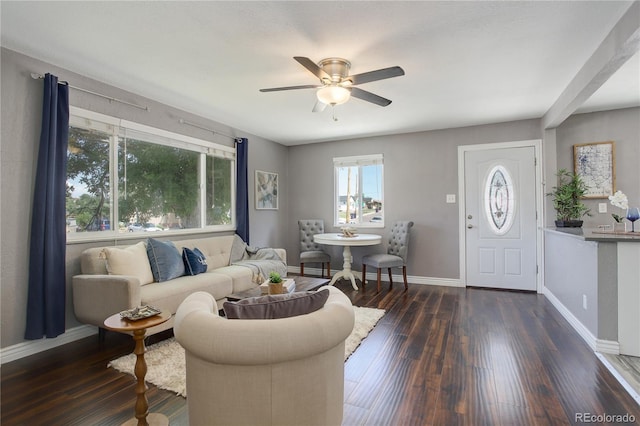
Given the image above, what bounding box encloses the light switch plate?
[446,194,456,203]
[598,203,607,213]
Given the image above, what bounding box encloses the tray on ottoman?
[226,276,330,302]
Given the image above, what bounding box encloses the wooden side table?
[104,311,171,426]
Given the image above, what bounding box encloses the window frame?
[333,154,384,228]
[66,107,236,243]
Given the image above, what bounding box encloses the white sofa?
[72,234,286,335]
[174,286,355,426]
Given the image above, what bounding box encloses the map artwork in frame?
[573,141,615,199]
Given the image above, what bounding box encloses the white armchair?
[174,286,355,426]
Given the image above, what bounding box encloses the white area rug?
[108,306,385,397]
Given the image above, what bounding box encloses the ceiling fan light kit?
[260,56,405,113]
[316,85,350,105]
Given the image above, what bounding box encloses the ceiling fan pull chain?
[332,105,339,122]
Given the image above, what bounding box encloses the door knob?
[467,224,473,229]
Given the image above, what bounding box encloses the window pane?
[362,164,383,224]
[206,156,233,225]
[118,137,201,231]
[484,165,515,235]
[337,166,359,224]
[66,127,111,233]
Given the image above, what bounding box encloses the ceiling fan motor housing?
[318,58,351,84]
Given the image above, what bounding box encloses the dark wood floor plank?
[3,280,640,426]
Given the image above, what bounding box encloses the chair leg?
[402,265,408,291]
[361,264,366,287]
[300,263,304,277]
[321,263,324,278]
[327,263,330,278]
[376,268,382,292]
[388,268,394,289]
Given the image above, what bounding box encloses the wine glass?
[626,207,640,232]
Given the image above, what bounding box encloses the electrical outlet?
[446,194,456,203]
[583,294,588,310]
[598,203,607,213]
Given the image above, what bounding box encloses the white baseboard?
[287,266,463,288]
[595,352,640,405]
[542,287,619,355]
[1,325,98,364]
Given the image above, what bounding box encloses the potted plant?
[267,271,284,294]
[547,169,591,227]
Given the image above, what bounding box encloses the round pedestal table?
[313,233,382,290]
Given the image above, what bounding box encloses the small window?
[333,154,383,227]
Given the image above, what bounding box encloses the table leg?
[328,245,359,290]
[122,329,168,426]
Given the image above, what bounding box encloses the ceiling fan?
[260,57,405,112]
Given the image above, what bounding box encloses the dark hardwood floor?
[2,280,639,425]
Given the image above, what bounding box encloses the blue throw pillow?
[146,238,185,282]
[182,247,208,276]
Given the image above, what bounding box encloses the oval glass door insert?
[484,165,515,235]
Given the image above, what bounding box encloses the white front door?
[464,146,537,291]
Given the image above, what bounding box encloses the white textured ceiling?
[1,1,638,145]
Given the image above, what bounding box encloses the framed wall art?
[573,141,615,199]
[255,170,278,210]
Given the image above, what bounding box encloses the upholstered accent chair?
[361,220,414,292]
[174,287,355,426]
[298,219,331,277]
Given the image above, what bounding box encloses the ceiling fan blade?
[350,87,392,107]
[349,66,405,85]
[294,56,331,81]
[312,100,327,113]
[259,84,321,92]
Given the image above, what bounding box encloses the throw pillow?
[223,289,329,320]
[182,247,208,276]
[146,238,185,282]
[102,242,154,285]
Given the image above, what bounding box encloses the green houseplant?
[547,169,591,227]
[267,271,284,294]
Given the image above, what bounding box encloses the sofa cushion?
[183,247,208,276]
[223,289,329,319]
[102,242,154,285]
[141,273,233,315]
[146,238,185,282]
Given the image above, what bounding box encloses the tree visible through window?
[333,154,384,227]
[65,108,235,237]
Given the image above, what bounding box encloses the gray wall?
[555,107,640,227]
[544,230,619,341]
[286,119,541,280]
[1,48,287,348]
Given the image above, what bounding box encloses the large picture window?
[333,154,384,227]
[66,108,235,239]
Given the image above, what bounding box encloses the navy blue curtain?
[235,138,249,244]
[25,74,69,340]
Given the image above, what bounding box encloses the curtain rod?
[178,118,238,141]
[30,72,149,111]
